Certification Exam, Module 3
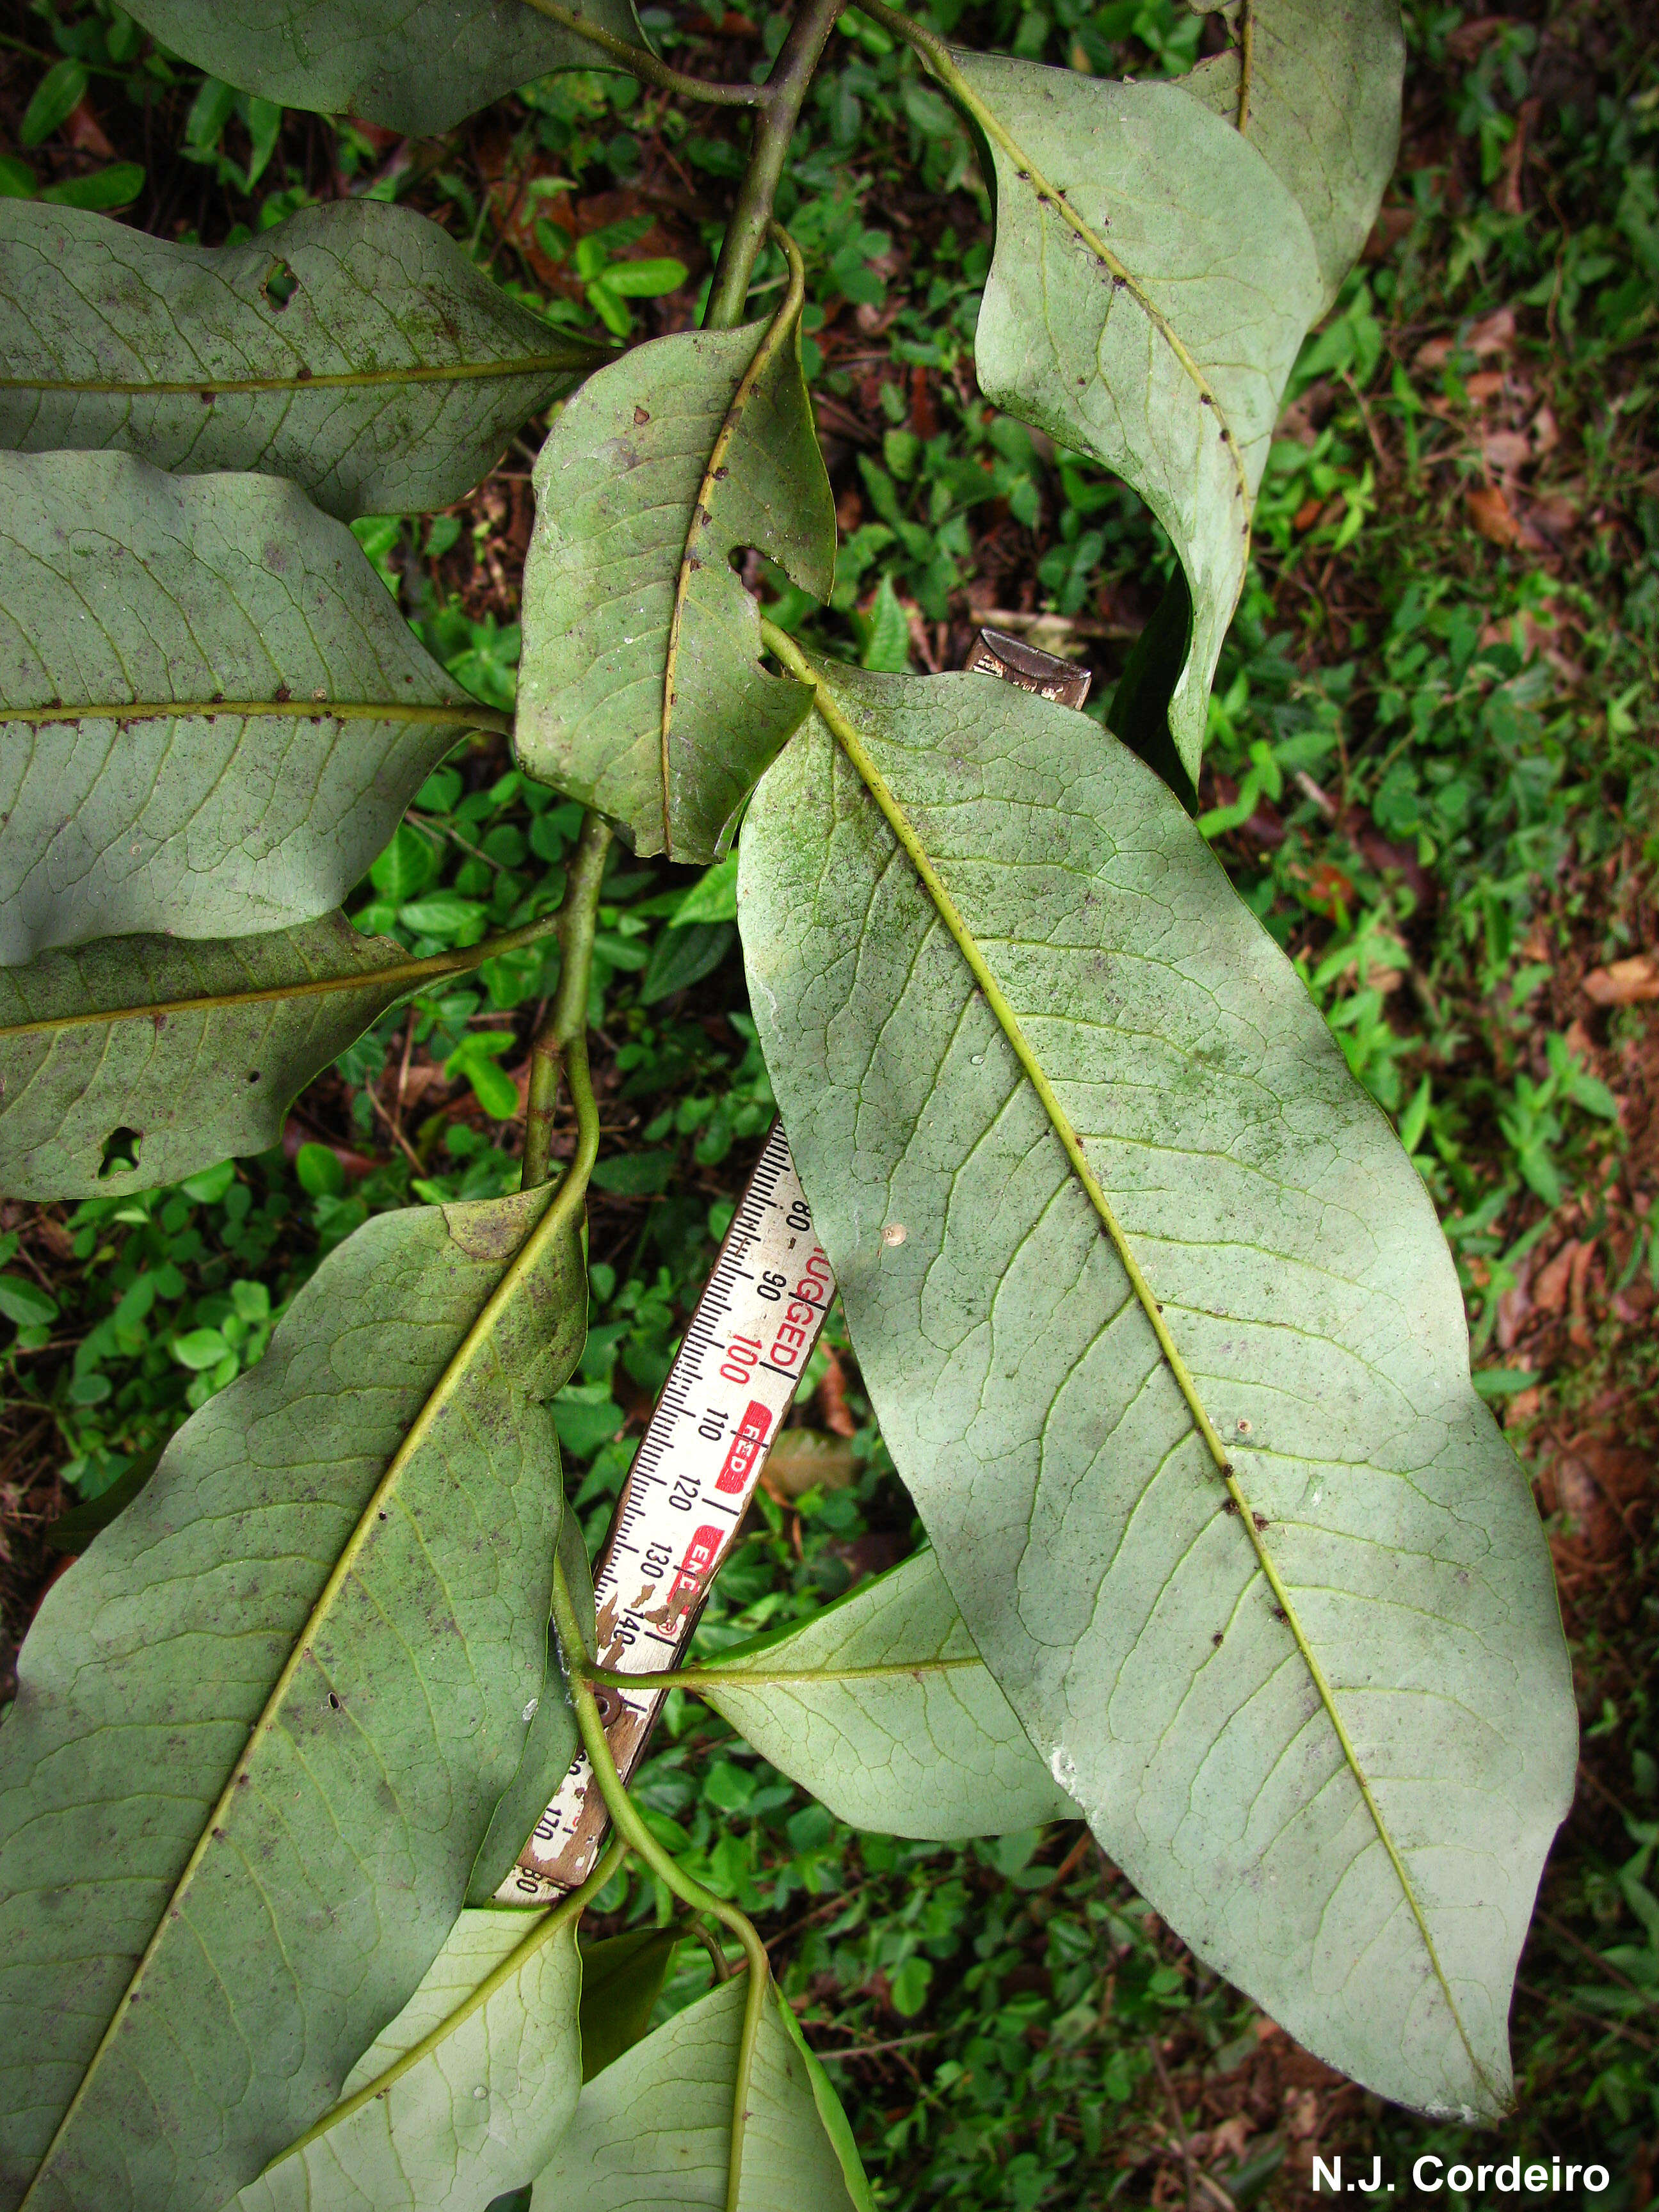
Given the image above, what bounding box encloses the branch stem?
[524,810,613,1189]
[518,0,765,104]
[550,1555,769,2212]
[703,0,844,329]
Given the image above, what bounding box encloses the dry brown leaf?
[1466,306,1518,356]
[1465,370,1506,402]
[1532,1240,1580,1315]
[1481,429,1532,472]
[762,1428,858,1501]
[1468,483,1525,545]
[1585,954,1659,1006]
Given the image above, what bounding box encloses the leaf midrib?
[0,915,559,1044]
[755,627,1493,2097]
[0,355,591,399]
[4,699,502,730]
[659,227,809,857]
[22,1191,575,2207]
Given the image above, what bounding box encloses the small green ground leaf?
[0,913,416,1198]
[0,451,490,966]
[0,202,607,520]
[686,1550,1075,1838]
[739,659,1576,2120]
[1182,0,1405,312]
[118,0,646,134]
[529,1976,872,2211]
[516,258,834,863]
[0,1187,584,2211]
[237,1909,585,2212]
[948,47,1325,783]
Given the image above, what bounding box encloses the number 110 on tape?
[499,1118,835,1903]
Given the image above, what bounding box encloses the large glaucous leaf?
[0,451,486,965]
[1181,0,1405,312]
[0,1185,584,2212]
[0,202,607,520]
[739,660,1576,2120]
[469,1511,593,1906]
[687,1550,1075,1838]
[515,286,835,863]
[529,1976,872,2211]
[236,1907,585,2212]
[119,0,646,135]
[0,913,422,1199]
[947,28,1392,781]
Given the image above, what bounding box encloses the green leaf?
[36,164,146,212]
[0,913,547,1201]
[19,60,87,149]
[638,919,735,1005]
[118,0,649,134]
[236,1905,586,2212]
[371,822,443,903]
[0,451,490,965]
[686,1550,1076,1838]
[857,573,911,674]
[171,1324,232,1368]
[0,202,606,520]
[294,1140,346,1198]
[0,1273,57,1327]
[517,253,834,863]
[588,1148,674,1196]
[597,257,688,298]
[529,1975,873,2210]
[1180,0,1405,312]
[0,156,36,198]
[944,43,1336,782]
[739,659,1575,2120]
[671,849,740,926]
[0,1184,586,2208]
[577,1927,679,2080]
[401,891,488,937]
[446,1033,522,1120]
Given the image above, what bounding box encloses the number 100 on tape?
[501,1118,836,1902]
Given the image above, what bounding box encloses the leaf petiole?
[517,0,766,106]
[524,810,613,1189]
[550,1552,770,2212]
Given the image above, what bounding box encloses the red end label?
[714,1399,773,1495]
[664,1523,726,1614]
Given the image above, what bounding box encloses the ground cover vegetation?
[0,0,1654,2204]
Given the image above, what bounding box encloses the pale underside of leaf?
[739,659,1576,2119]
[0,911,561,1200]
[529,1976,872,2212]
[236,1907,586,2212]
[118,0,646,134]
[516,301,834,863]
[0,202,606,520]
[1182,0,1405,313]
[950,47,1324,782]
[686,1550,1077,1838]
[0,451,486,965]
[0,1187,584,2212]
[0,913,406,1198]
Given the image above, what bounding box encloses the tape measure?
[498,629,1090,1905]
[499,1119,836,1901]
